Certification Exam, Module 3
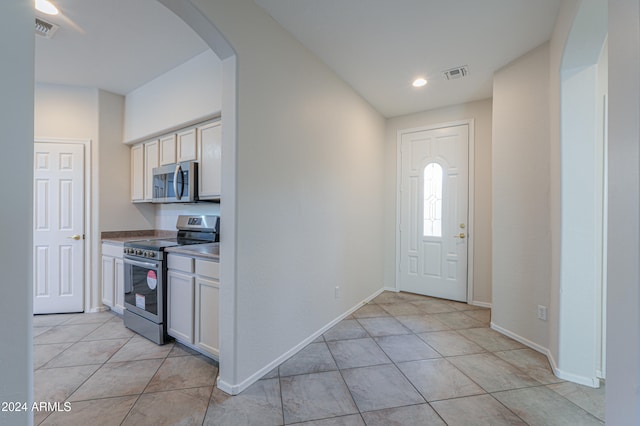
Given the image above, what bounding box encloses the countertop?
[165,243,220,261]
[101,231,219,261]
[101,230,176,245]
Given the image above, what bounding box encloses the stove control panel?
[124,248,158,258]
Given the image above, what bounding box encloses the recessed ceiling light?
[35,0,59,16]
[412,78,427,88]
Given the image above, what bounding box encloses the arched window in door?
[423,163,443,237]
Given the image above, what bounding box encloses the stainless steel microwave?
[152,161,198,203]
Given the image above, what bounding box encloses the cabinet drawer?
[168,254,194,273]
[102,243,123,258]
[195,259,219,279]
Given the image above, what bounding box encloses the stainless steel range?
[123,215,219,344]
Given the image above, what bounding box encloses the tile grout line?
[358,297,545,424]
[320,329,367,426]
[117,344,174,425]
[199,368,219,426]
[34,296,604,425]
[35,314,129,425]
[361,306,450,425]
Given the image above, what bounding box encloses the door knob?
[67,234,81,240]
[454,233,465,239]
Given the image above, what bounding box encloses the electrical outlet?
[334,286,340,299]
[537,305,547,321]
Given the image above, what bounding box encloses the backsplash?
[155,202,220,230]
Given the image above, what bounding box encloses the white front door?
[33,142,85,314]
[399,124,469,302]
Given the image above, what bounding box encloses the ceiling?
[35,0,562,117]
[35,0,208,95]
[254,0,562,117]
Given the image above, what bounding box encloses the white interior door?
[399,125,469,302]
[33,142,85,314]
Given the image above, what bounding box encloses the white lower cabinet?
[167,270,195,343]
[195,276,220,356]
[167,254,220,358]
[101,243,125,314]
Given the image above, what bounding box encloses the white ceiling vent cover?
[35,17,59,39]
[442,66,469,80]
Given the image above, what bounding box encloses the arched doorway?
[557,0,607,386]
[157,0,239,394]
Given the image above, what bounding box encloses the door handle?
[454,233,465,239]
[67,234,81,240]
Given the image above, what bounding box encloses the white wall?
[495,0,607,388]
[99,90,155,232]
[595,39,608,378]
[550,0,607,387]
[491,43,551,351]
[606,0,640,422]
[124,50,222,142]
[0,1,33,424]
[385,99,493,305]
[35,85,98,139]
[187,0,387,391]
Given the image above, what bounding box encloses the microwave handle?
[174,164,182,200]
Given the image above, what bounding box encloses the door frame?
[395,119,476,303]
[34,138,93,313]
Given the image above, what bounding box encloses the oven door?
[124,256,163,323]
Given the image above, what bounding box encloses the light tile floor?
[33,291,605,425]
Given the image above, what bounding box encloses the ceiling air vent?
[442,66,469,80]
[35,17,59,39]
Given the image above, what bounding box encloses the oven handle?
[124,257,160,270]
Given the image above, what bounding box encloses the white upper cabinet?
[197,121,222,200]
[177,128,197,162]
[144,140,159,202]
[130,144,144,202]
[159,134,177,166]
[129,117,222,203]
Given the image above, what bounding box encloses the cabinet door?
[130,144,144,202]
[114,258,125,314]
[194,276,219,357]
[177,128,197,162]
[197,122,222,200]
[101,255,115,308]
[167,270,195,344]
[144,140,159,201]
[159,134,177,166]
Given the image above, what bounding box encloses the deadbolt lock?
[459,224,466,229]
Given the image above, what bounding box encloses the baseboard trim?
[490,322,548,354]
[217,287,387,395]
[491,322,600,388]
[469,300,492,309]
